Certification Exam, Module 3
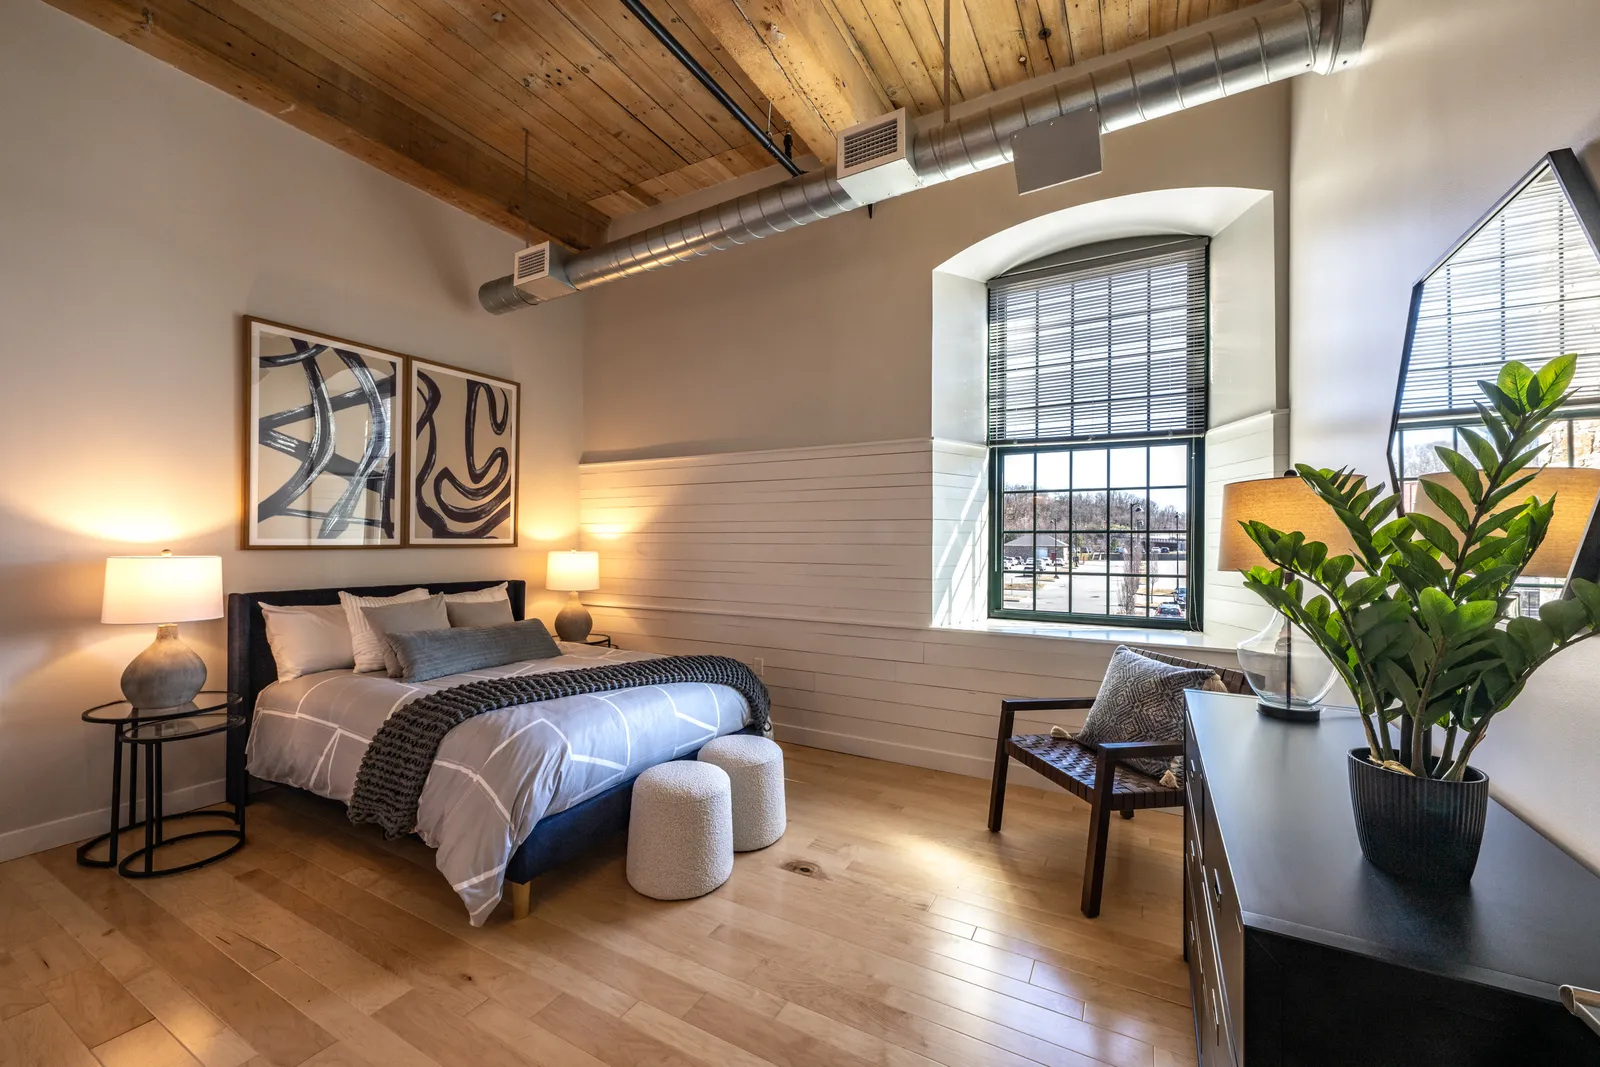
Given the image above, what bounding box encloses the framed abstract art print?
[406,358,519,546]
[244,318,404,548]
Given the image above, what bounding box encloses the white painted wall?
[0,1,586,860]
[1290,0,1600,870]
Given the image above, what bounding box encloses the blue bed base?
[504,724,761,885]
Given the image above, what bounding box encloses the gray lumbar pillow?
[388,618,562,682]
[363,594,451,678]
[1074,646,1217,782]
[446,597,515,629]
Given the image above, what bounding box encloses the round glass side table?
[78,691,247,878]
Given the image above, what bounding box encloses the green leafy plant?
[1240,355,1600,781]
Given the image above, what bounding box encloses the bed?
[225,579,757,923]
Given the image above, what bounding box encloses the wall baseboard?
[0,778,225,863]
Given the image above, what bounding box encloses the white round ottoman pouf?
[626,761,733,900]
[698,735,786,851]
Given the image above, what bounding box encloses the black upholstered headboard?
[224,579,525,807]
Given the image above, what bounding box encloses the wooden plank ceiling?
[48,0,1269,250]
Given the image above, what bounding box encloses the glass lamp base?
[1236,613,1334,724]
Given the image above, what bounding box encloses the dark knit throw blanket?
[348,655,770,838]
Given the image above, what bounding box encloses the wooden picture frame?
[405,357,520,547]
[243,318,406,549]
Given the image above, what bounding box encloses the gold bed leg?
[509,880,531,921]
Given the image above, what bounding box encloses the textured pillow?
[447,597,515,628]
[340,588,429,672]
[388,619,561,682]
[1075,646,1218,781]
[444,582,509,605]
[259,603,354,682]
[363,594,451,678]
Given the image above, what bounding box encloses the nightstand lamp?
[102,551,224,710]
[547,550,600,642]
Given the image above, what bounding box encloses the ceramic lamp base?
[121,623,206,711]
[554,592,593,643]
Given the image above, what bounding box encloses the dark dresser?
[1183,690,1600,1066]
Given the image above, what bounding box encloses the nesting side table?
[78,691,246,877]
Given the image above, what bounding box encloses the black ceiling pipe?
[619,0,804,177]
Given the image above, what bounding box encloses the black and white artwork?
[246,319,403,548]
[406,359,519,546]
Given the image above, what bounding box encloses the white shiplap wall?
[581,439,1248,781]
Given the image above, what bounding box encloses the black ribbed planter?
[1347,748,1489,885]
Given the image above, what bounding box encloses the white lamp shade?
[546,550,600,592]
[102,554,224,625]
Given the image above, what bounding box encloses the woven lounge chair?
[987,648,1249,917]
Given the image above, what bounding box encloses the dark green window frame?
[986,235,1210,630]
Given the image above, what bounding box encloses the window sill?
[933,616,1255,654]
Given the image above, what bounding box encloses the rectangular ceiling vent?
[511,241,576,301]
[513,245,547,285]
[836,109,920,205]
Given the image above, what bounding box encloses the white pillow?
[339,588,429,673]
[259,603,355,682]
[444,582,509,605]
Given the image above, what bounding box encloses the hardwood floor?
[0,744,1193,1067]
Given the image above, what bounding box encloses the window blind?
[1398,162,1600,421]
[987,237,1209,445]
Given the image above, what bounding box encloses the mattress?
[246,642,751,923]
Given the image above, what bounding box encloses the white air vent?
[514,245,547,285]
[836,110,920,205]
[511,241,576,302]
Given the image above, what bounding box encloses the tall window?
[1392,153,1600,616]
[988,236,1209,628]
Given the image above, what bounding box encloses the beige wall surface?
[581,84,1291,460]
[0,1,585,858]
[1290,0,1600,870]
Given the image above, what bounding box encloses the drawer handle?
[1211,868,1223,902]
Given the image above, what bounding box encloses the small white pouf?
[627,761,733,900]
[698,734,786,851]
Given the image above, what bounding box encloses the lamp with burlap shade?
[1218,474,1361,573]
[1411,467,1600,579]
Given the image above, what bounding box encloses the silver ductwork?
[480,0,1367,312]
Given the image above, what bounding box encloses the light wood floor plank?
[3,1003,100,1067]
[91,1019,203,1067]
[17,743,1191,1067]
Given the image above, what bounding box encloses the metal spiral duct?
[479,0,1367,312]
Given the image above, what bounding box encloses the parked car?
[1156,602,1185,618]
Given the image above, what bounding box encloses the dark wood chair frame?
[988,696,1185,918]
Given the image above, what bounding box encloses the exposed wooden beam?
[679,0,891,165]
[44,0,609,249]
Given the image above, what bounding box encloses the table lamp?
[102,551,224,710]
[1218,473,1356,721]
[546,550,600,642]
[1410,467,1600,581]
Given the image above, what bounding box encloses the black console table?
[1183,690,1600,1066]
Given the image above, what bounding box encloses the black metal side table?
[78,691,247,878]
[584,634,614,648]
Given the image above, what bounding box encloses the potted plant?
[1238,355,1600,884]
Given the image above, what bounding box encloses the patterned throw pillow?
[1074,646,1218,782]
